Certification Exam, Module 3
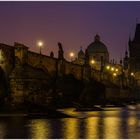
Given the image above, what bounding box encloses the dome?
[78,47,85,59]
[87,35,108,54]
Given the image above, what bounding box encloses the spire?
[133,23,140,43]
[125,50,128,59]
[129,35,131,42]
[120,54,123,65]
[94,34,100,42]
[78,46,85,60]
[125,44,128,57]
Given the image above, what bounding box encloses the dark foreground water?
[0,105,140,139]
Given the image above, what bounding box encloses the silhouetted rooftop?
[133,23,140,43]
[87,35,108,54]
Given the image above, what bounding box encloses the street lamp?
[90,59,96,70]
[115,68,118,72]
[113,72,117,77]
[106,65,110,70]
[90,59,95,65]
[130,72,135,77]
[69,52,75,61]
[37,41,43,54]
[111,67,115,71]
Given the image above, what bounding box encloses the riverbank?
[0,103,73,118]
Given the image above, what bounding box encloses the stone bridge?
[0,42,132,105]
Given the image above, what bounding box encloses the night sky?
[0,1,140,62]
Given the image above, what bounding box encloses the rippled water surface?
[0,105,140,139]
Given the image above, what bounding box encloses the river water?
[0,105,140,139]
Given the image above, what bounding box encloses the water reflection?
[29,119,50,139]
[62,118,79,139]
[0,117,28,138]
[85,117,99,139]
[0,106,139,139]
[104,116,121,138]
[49,119,63,138]
[0,122,6,138]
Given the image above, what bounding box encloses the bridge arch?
[0,66,8,103]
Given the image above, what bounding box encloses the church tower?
[123,50,129,70]
[129,23,140,72]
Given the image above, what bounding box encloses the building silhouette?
[0,30,139,105]
[129,24,140,72]
[74,34,109,71]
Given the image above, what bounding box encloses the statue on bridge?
[85,48,89,66]
[58,42,64,60]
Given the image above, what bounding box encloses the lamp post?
[130,72,135,87]
[37,41,43,54]
[90,59,95,70]
[69,52,75,62]
[90,59,95,65]
[106,65,110,70]
[90,59,95,78]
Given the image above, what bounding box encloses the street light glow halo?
[90,59,95,64]
[106,65,110,70]
[37,41,43,48]
[69,52,75,57]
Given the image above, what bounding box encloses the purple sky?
[0,1,140,62]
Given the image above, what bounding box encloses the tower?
[86,34,109,70]
[77,46,85,65]
[129,24,140,72]
[123,49,129,70]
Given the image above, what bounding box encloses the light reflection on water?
[62,118,79,139]
[29,119,50,139]
[0,106,139,139]
[85,117,99,139]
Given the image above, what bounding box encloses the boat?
[75,106,104,111]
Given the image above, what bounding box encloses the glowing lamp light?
[90,59,95,65]
[106,65,110,70]
[69,52,75,58]
[69,52,75,61]
[111,67,115,71]
[131,72,134,76]
[113,73,117,77]
[37,41,43,54]
[37,41,43,48]
[115,68,118,72]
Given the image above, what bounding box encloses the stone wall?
[0,42,134,105]
[28,51,57,75]
[0,43,15,78]
[9,64,51,104]
[28,51,84,80]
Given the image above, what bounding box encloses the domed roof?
[78,47,85,59]
[87,34,108,54]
